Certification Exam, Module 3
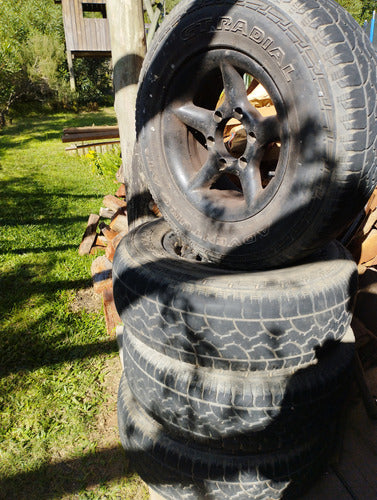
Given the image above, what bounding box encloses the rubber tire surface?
[113,219,357,371]
[118,372,337,500]
[136,0,377,270]
[123,329,354,451]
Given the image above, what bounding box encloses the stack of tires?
[114,0,377,498]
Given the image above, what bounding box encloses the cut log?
[149,201,162,217]
[366,188,377,214]
[115,183,126,198]
[105,230,128,262]
[103,194,127,211]
[103,285,122,337]
[99,207,116,219]
[95,234,108,247]
[109,213,128,233]
[99,223,119,242]
[359,228,377,264]
[91,256,113,294]
[363,208,377,235]
[78,214,100,256]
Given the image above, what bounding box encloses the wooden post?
[66,50,76,91]
[107,0,153,230]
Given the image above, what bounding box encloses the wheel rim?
[162,48,289,222]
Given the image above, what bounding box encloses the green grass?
[0,109,149,499]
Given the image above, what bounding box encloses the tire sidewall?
[137,1,336,259]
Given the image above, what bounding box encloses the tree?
[0,0,67,124]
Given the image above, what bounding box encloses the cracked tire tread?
[122,327,354,450]
[118,372,337,499]
[113,219,357,371]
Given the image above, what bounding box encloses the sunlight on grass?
[0,109,148,499]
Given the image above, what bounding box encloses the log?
[62,130,120,143]
[103,194,127,211]
[366,187,377,214]
[99,207,116,219]
[78,214,100,256]
[359,228,377,264]
[363,208,377,235]
[106,230,128,262]
[99,223,119,242]
[115,183,126,198]
[103,285,122,336]
[91,256,113,294]
[109,213,128,233]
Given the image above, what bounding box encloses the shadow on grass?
[0,445,138,500]
[0,335,119,379]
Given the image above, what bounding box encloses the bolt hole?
[239,157,247,168]
[214,110,223,123]
[234,107,243,119]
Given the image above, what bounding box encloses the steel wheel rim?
[161,48,289,223]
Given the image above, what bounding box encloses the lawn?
[0,109,148,499]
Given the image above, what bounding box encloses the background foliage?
[0,0,375,125]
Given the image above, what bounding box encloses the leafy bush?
[84,146,122,178]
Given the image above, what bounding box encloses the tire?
[113,219,357,371]
[118,372,336,500]
[122,328,354,451]
[136,0,377,269]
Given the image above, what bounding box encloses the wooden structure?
[55,0,112,90]
[62,125,120,154]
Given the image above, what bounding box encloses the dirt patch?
[70,287,103,314]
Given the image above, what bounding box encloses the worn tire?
[136,0,377,269]
[122,328,354,451]
[118,372,337,499]
[113,219,357,371]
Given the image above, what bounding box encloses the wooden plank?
[63,126,119,134]
[78,213,100,255]
[65,141,120,153]
[71,0,83,50]
[61,0,75,53]
[62,130,120,143]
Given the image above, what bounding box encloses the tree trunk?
[107,0,154,230]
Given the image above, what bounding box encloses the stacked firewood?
[347,186,377,273]
[78,183,128,337]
